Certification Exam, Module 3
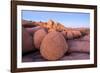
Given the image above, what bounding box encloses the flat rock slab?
[22,51,46,62]
[67,35,90,53]
[22,51,89,62]
[60,52,89,60]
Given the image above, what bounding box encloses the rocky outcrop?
[22,19,89,40]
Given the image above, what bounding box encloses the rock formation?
[22,19,90,61]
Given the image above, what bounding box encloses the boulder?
[48,28,56,33]
[61,31,67,39]
[72,30,82,38]
[33,28,47,49]
[40,31,68,60]
[66,31,73,39]
[22,28,34,53]
[25,26,42,35]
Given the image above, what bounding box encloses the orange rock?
[53,22,58,29]
[48,28,56,33]
[33,29,47,49]
[40,31,68,60]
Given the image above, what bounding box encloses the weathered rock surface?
[61,52,89,60]
[22,51,89,62]
[66,30,73,39]
[22,28,35,53]
[40,31,68,60]
[22,20,90,62]
[25,26,43,35]
[68,35,90,53]
[33,28,47,49]
[71,30,82,38]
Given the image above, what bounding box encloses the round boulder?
[33,28,47,49]
[40,31,68,60]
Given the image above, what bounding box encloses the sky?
[22,10,90,28]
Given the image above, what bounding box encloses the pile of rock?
[22,20,90,61]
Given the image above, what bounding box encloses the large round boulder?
[33,28,47,49]
[40,31,68,60]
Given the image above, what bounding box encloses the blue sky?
[22,10,90,28]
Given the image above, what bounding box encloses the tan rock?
[48,28,56,33]
[72,30,82,38]
[47,20,54,25]
[40,31,68,60]
[66,30,73,39]
[61,31,67,39]
[53,22,58,29]
[33,29,47,49]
